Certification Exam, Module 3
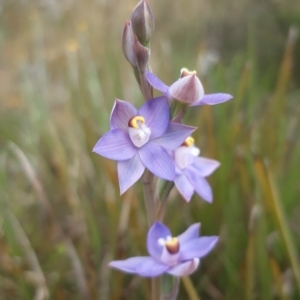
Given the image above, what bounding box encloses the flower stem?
[141,170,160,299]
[141,170,156,226]
[157,181,174,221]
[162,277,180,300]
[151,277,161,300]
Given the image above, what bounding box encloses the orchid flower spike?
[93,97,196,194]
[109,222,218,277]
[173,136,220,202]
[146,68,233,106]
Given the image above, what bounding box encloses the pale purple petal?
[146,71,169,95]
[147,222,172,259]
[177,223,201,244]
[168,75,204,104]
[118,154,145,194]
[93,129,136,160]
[110,99,138,130]
[139,143,175,180]
[109,256,169,277]
[152,122,196,150]
[192,157,220,177]
[191,93,233,106]
[174,174,194,202]
[179,236,219,261]
[138,97,169,139]
[167,258,200,276]
[184,168,213,202]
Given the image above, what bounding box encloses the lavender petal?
[139,142,175,181]
[191,93,233,106]
[167,258,200,276]
[179,236,219,261]
[152,122,196,150]
[192,157,220,177]
[118,153,145,194]
[138,96,170,139]
[110,99,138,130]
[174,173,194,202]
[146,71,169,95]
[177,223,201,244]
[93,129,136,160]
[147,222,172,259]
[168,75,204,104]
[184,168,213,202]
[109,256,169,277]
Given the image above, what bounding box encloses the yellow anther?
[165,237,180,254]
[128,116,145,128]
[180,68,197,78]
[182,136,195,147]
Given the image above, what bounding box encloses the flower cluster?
[93,0,232,287]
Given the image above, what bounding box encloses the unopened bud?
[133,34,149,72]
[122,21,137,67]
[131,0,154,46]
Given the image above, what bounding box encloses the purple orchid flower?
[109,221,218,277]
[146,68,232,106]
[172,136,220,202]
[93,97,195,194]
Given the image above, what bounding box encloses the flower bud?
[168,69,204,104]
[131,0,154,46]
[122,20,137,67]
[132,34,149,72]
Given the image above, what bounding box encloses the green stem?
[157,181,174,221]
[151,277,161,300]
[141,170,156,226]
[162,277,180,300]
[141,170,160,300]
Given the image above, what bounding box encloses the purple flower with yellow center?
[93,97,195,194]
[109,221,218,277]
[146,68,232,106]
[173,136,220,202]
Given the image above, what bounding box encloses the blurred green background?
[1,0,300,299]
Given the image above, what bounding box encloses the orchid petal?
[184,168,213,202]
[109,257,169,277]
[138,97,169,139]
[192,157,220,177]
[146,71,169,95]
[118,154,145,194]
[179,236,219,261]
[168,75,204,104]
[93,129,136,160]
[110,99,138,130]
[177,223,201,244]
[192,93,233,106]
[174,174,194,202]
[152,122,196,150]
[147,222,172,259]
[139,143,175,180]
[167,258,200,276]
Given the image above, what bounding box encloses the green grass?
[0,0,300,299]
